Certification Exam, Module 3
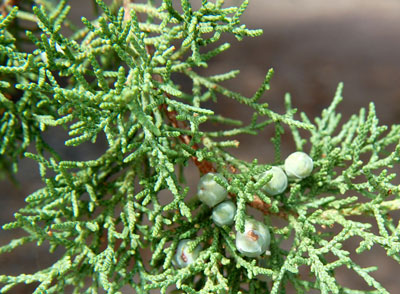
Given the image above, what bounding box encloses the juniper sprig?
[1,1,400,293]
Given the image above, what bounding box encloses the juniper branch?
[1,1,400,294]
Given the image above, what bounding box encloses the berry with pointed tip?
[197,173,228,207]
[235,218,270,257]
[172,239,202,268]
[212,200,236,227]
[284,151,313,179]
[260,166,288,196]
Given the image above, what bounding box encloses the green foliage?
[1,0,400,293]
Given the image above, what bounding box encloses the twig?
[160,103,216,175]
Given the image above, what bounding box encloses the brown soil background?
[1,0,400,293]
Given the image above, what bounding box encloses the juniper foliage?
[1,0,400,293]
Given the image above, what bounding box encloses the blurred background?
[2,0,400,292]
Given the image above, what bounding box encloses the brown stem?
[161,104,216,175]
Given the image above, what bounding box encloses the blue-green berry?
[235,218,270,258]
[260,166,288,196]
[212,200,236,227]
[197,173,228,207]
[284,151,313,179]
[172,239,202,268]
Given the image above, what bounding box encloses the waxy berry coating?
[212,200,236,227]
[197,173,228,207]
[236,218,270,257]
[284,151,313,179]
[173,239,202,268]
[260,166,288,196]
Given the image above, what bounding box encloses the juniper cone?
[212,200,237,227]
[172,239,202,268]
[259,166,288,196]
[197,172,228,207]
[1,0,400,293]
[284,151,314,179]
[235,217,271,258]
